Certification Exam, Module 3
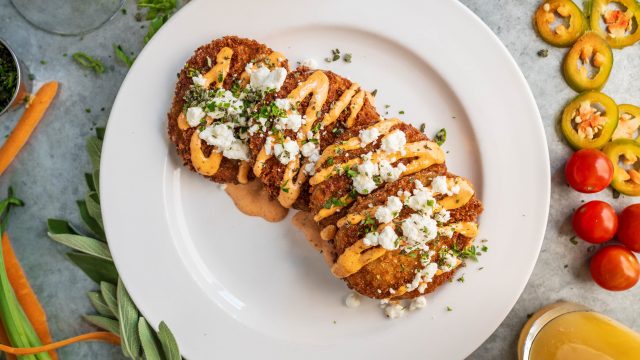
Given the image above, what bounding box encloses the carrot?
[2,233,57,359]
[0,332,119,356]
[0,323,17,360]
[0,81,59,176]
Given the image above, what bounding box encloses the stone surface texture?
[0,0,638,359]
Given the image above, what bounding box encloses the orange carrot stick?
[0,332,119,355]
[0,81,59,176]
[0,324,17,360]
[2,233,57,359]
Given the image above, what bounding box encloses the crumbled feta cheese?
[248,124,260,135]
[375,206,394,224]
[434,208,451,224]
[186,107,206,127]
[345,292,361,308]
[300,141,318,158]
[401,214,438,246]
[384,303,405,319]
[199,124,235,149]
[386,196,403,213]
[301,58,319,69]
[223,140,250,161]
[277,113,303,132]
[363,231,380,246]
[406,186,436,215]
[431,176,449,195]
[409,296,427,311]
[274,98,292,111]
[378,160,406,182]
[378,226,399,250]
[358,159,379,177]
[192,74,206,87]
[264,136,275,155]
[273,137,299,165]
[353,173,377,195]
[440,252,458,272]
[359,127,380,147]
[380,130,406,153]
[438,226,455,238]
[207,90,244,119]
[249,66,287,92]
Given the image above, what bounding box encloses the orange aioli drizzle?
[177,112,189,130]
[309,140,446,186]
[345,90,366,128]
[237,161,251,184]
[190,130,223,176]
[331,221,477,279]
[203,47,233,89]
[320,83,360,128]
[315,118,401,166]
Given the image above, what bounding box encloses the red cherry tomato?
[565,149,614,193]
[618,204,640,253]
[572,201,618,243]
[590,245,640,291]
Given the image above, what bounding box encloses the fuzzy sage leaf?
[138,318,163,360]
[100,282,119,320]
[47,233,111,260]
[118,278,141,358]
[67,252,118,284]
[87,291,115,318]
[84,315,121,335]
[158,321,181,360]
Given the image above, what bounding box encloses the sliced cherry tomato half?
[572,200,618,243]
[565,149,614,193]
[534,0,588,47]
[590,245,640,291]
[618,204,640,253]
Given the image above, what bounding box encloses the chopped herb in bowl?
[0,43,18,111]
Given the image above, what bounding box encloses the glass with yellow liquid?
[518,302,640,360]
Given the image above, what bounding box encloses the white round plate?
[101,0,550,359]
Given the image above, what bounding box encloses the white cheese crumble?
[223,141,250,161]
[192,74,206,87]
[206,90,244,119]
[378,160,406,182]
[186,107,205,127]
[380,130,406,153]
[378,226,399,250]
[301,58,319,69]
[345,292,361,308]
[300,141,321,175]
[439,252,458,272]
[384,303,406,319]
[276,113,303,132]
[199,124,235,149]
[409,296,427,311]
[363,231,379,247]
[401,214,438,248]
[407,262,439,293]
[374,196,403,224]
[248,66,287,92]
[359,127,380,147]
[352,156,380,194]
[273,137,300,165]
[434,208,451,224]
[406,184,436,215]
[274,98,292,111]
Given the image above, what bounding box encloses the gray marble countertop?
[1,0,639,359]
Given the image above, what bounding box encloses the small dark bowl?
[0,38,32,116]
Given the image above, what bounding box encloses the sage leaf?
[92,169,101,196]
[118,279,141,358]
[100,282,119,320]
[85,192,103,228]
[48,233,111,260]
[87,291,114,318]
[67,252,118,284]
[158,321,180,360]
[138,318,163,360]
[85,173,96,192]
[47,219,79,235]
[84,315,121,335]
[87,136,102,171]
[77,200,105,241]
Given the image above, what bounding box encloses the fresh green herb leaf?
[113,44,135,68]
[343,53,352,63]
[569,236,578,245]
[144,14,170,44]
[138,317,163,360]
[537,49,549,58]
[434,128,447,146]
[158,321,181,360]
[118,278,141,358]
[84,315,121,335]
[87,291,115,318]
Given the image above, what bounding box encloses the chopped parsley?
[446,306,453,312]
[343,53,352,63]
[113,44,134,68]
[434,128,447,146]
[280,180,290,193]
[324,48,341,62]
[326,157,334,165]
[361,214,377,233]
[371,89,378,97]
[569,236,578,245]
[323,197,348,209]
[419,123,426,133]
[537,49,549,58]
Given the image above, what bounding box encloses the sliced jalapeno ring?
[561,91,618,149]
[534,0,588,47]
[612,104,640,141]
[563,32,613,92]
[591,0,640,49]
[603,139,640,196]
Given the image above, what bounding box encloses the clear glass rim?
[9,0,125,36]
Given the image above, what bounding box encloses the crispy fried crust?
[167,36,289,184]
[248,67,380,210]
[331,168,483,299]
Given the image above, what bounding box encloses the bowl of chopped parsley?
[0,38,31,116]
